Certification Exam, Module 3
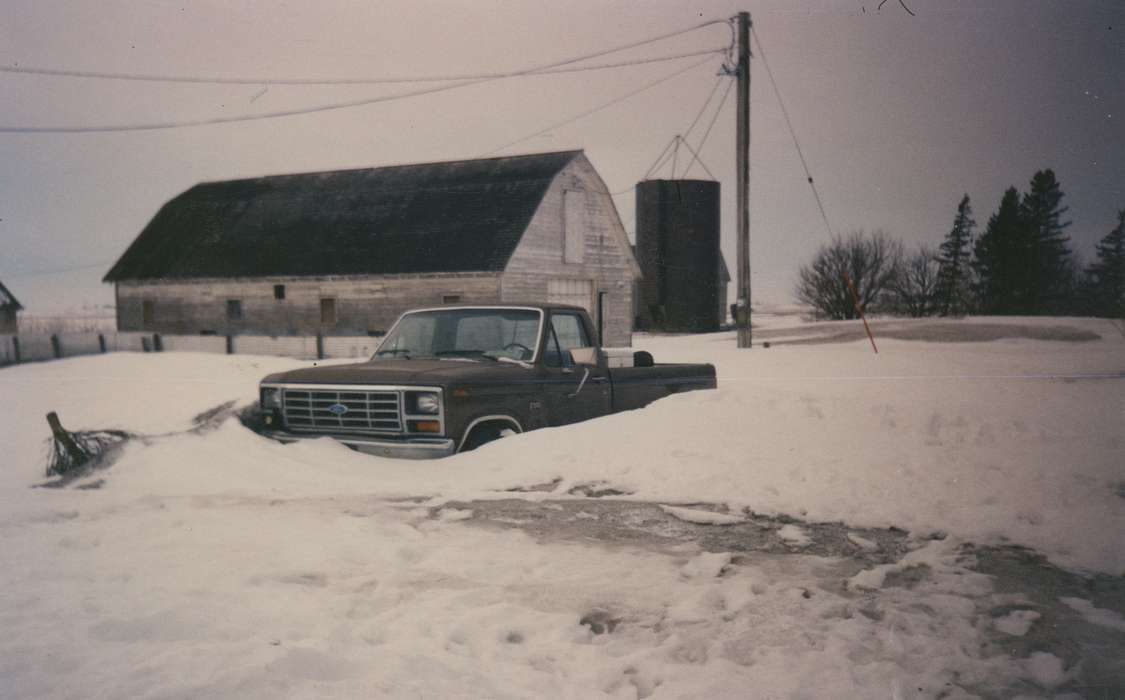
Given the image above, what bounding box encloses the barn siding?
[116,273,502,335]
[502,155,638,347]
[0,307,17,334]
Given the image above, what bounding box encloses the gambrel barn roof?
[0,279,22,310]
[105,150,583,282]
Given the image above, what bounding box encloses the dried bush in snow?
[889,245,942,317]
[795,230,903,320]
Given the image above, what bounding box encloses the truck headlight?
[261,387,282,410]
[410,391,440,414]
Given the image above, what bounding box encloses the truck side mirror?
[569,347,598,366]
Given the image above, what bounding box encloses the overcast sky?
[1,0,1121,313]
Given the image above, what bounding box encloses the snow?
[436,507,475,522]
[1060,597,1125,632]
[994,610,1041,637]
[1,316,1122,697]
[677,552,733,580]
[847,539,956,592]
[848,532,879,550]
[777,524,812,547]
[1025,652,1067,688]
[659,505,744,525]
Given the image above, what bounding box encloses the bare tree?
[795,230,903,320]
[889,245,941,317]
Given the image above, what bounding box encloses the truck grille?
[282,389,402,434]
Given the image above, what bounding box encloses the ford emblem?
[327,403,349,416]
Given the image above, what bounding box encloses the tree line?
[795,169,1125,320]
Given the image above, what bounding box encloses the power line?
[656,73,726,179]
[640,138,677,182]
[479,54,716,157]
[753,25,879,354]
[682,76,734,178]
[609,136,677,195]
[0,18,731,134]
[643,136,679,181]
[4,260,116,278]
[681,74,725,144]
[615,67,730,192]
[676,134,717,181]
[1,48,726,86]
[616,59,729,190]
[751,25,832,238]
[0,79,476,133]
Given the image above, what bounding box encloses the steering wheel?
[502,342,532,359]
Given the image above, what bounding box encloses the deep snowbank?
[1,318,1122,698]
[3,317,1123,574]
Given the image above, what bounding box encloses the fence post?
[51,334,62,359]
[12,336,20,364]
[153,333,163,352]
[226,334,234,355]
[98,334,107,353]
[316,332,325,360]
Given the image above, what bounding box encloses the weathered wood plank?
[116,273,502,335]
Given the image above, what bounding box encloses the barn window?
[320,298,336,326]
[226,300,242,321]
[563,190,586,264]
[142,300,155,327]
[273,284,286,300]
[442,294,461,304]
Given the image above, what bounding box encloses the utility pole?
[735,11,752,348]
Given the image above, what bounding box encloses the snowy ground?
[1,316,1123,698]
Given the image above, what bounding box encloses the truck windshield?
[374,308,542,362]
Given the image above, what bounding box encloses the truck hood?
[260,359,531,387]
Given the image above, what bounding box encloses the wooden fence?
[0,331,383,367]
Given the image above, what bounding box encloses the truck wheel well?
[458,416,522,453]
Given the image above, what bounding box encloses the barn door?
[546,278,593,314]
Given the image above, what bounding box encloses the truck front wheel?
[459,421,519,453]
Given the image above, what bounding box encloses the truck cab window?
[545,312,590,367]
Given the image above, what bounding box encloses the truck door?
[540,310,611,426]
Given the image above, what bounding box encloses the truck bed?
[609,363,717,413]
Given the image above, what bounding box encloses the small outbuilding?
[0,279,22,334]
[105,151,641,346]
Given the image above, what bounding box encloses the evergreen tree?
[1086,209,1125,318]
[935,194,975,315]
[1019,169,1073,313]
[972,188,1025,314]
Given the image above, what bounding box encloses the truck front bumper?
[263,430,456,460]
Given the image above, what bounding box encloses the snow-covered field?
[1,316,1122,698]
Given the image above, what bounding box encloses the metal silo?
[635,179,721,332]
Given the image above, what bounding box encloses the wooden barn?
[0,279,22,334]
[104,151,641,346]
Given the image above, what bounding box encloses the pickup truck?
[256,304,716,459]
